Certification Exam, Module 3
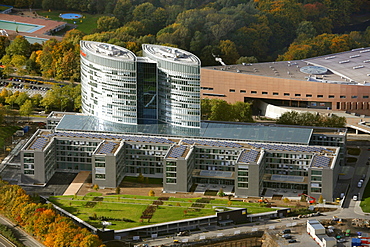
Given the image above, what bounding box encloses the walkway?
[63,171,90,196]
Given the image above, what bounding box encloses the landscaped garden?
[48,192,278,230]
[360,179,370,212]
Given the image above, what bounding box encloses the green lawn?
[36,10,104,34]
[49,194,277,230]
[0,126,21,151]
[360,180,370,212]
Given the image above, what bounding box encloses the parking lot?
[0,78,51,96]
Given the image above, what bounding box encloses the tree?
[232,101,253,122]
[113,0,133,24]
[209,99,233,121]
[318,195,324,204]
[218,189,225,197]
[5,35,31,57]
[97,16,120,31]
[137,173,144,183]
[219,40,239,65]
[236,56,258,64]
[148,190,155,197]
[19,100,33,119]
[92,184,99,191]
[0,36,10,58]
[115,187,120,194]
[201,98,212,120]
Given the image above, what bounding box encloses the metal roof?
[204,47,370,85]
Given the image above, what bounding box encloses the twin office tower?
[80,41,201,128]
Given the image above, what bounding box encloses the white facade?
[80,41,201,128]
[80,41,137,124]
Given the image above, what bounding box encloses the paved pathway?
[63,171,90,196]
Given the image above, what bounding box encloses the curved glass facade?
[80,41,201,128]
[80,41,138,124]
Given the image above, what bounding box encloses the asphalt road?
[0,214,44,247]
[342,145,370,209]
[0,235,14,247]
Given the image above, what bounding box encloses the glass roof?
[56,115,313,144]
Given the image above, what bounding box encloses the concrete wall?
[163,159,189,193]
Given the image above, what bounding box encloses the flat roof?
[143,44,200,65]
[56,115,313,144]
[203,47,370,85]
[81,41,136,61]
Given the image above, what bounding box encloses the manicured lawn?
[36,10,104,34]
[360,179,370,212]
[0,126,21,151]
[49,194,277,230]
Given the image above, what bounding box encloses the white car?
[358,181,363,188]
[353,195,358,201]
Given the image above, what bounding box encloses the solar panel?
[311,155,331,168]
[239,149,259,163]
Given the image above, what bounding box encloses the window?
[311,170,322,175]
[273,92,278,95]
[229,89,235,92]
[95,174,105,179]
[166,178,176,183]
[351,96,358,98]
[295,94,301,97]
[317,95,323,98]
[251,91,257,94]
[306,94,312,97]
[340,95,346,98]
[329,95,335,98]
[363,96,369,98]
[262,92,268,95]
[284,93,290,96]
[240,90,246,93]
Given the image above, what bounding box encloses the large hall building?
[20,42,349,202]
[201,47,370,117]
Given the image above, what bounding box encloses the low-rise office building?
[21,115,345,202]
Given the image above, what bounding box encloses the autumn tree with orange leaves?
[0,179,104,247]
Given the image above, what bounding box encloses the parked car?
[288,239,297,243]
[282,234,292,239]
[362,174,366,179]
[353,194,358,201]
[282,229,291,234]
[177,231,190,236]
[340,193,345,199]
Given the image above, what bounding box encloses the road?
[135,208,370,247]
[0,214,45,247]
[342,145,370,210]
[0,235,14,247]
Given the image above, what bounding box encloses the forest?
[1,0,370,83]
[0,0,366,124]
